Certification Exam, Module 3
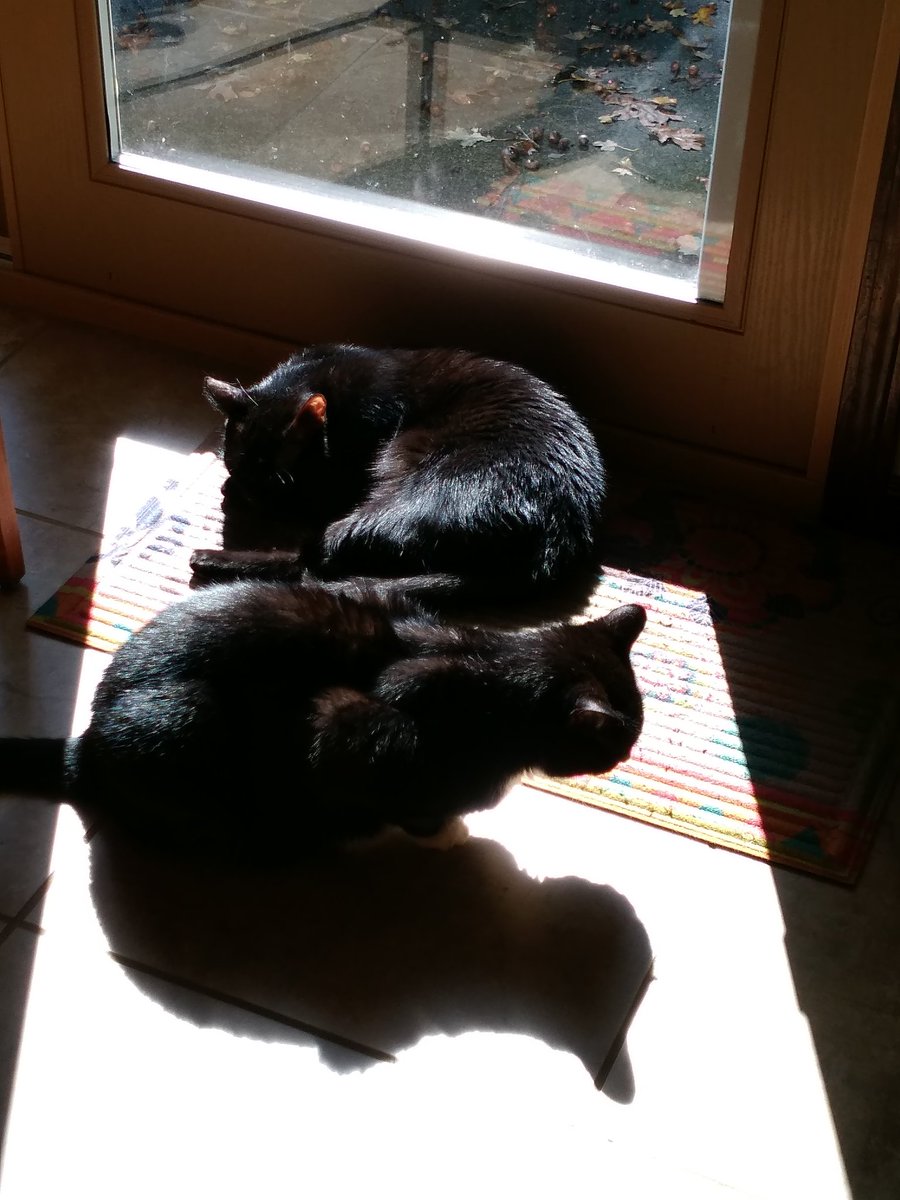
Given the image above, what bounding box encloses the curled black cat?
[189,345,607,616]
[0,580,645,858]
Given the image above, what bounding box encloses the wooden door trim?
[824,59,900,534]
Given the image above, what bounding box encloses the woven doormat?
[27,447,226,653]
[27,460,900,882]
[529,482,900,883]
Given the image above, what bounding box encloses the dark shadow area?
[602,473,900,1197]
[85,822,652,1096]
[0,576,83,1164]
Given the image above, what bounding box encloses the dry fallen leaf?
[612,166,634,176]
[604,92,684,129]
[677,35,711,55]
[654,125,706,150]
[692,3,718,25]
[445,126,495,147]
[208,81,238,101]
[643,18,674,33]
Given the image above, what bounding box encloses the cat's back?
[396,348,577,431]
[97,580,408,697]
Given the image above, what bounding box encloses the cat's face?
[204,363,328,511]
[537,603,646,778]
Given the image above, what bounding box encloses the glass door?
[0,0,896,510]
[101,0,762,303]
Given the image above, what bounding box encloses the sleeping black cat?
[190,344,607,615]
[0,580,645,857]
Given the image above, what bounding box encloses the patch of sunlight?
[4,443,853,1200]
[67,436,199,736]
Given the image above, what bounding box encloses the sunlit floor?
[1,305,899,1198]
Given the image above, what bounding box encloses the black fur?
[190,345,606,614]
[0,581,645,858]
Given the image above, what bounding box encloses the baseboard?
[0,264,823,517]
[597,425,822,517]
[0,264,294,372]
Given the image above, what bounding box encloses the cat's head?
[534,603,646,778]
[204,355,331,508]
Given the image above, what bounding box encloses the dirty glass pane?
[102,1,760,300]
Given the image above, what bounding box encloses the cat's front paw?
[189,548,235,585]
[409,815,470,850]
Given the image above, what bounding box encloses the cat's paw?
[190,548,228,572]
[410,815,470,850]
[189,548,234,587]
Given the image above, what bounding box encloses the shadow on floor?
[86,822,653,1095]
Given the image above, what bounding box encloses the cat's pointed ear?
[304,393,327,424]
[203,377,250,418]
[287,392,327,432]
[602,604,646,651]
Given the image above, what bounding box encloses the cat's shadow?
[85,824,652,1100]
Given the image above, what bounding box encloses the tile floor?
[0,303,898,1198]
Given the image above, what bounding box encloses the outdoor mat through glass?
[26,452,900,883]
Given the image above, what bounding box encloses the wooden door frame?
[0,1,898,515]
[825,61,900,537]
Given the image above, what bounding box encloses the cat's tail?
[0,737,77,799]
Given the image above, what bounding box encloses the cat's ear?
[203,377,250,418]
[304,393,327,424]
[601,603,646,651]
[287,392,327,433]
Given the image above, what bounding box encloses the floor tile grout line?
[4,877,53,932]
[13,510,102,539]
[0,325,48,376]
[109,952,398,1065]
[0,915,43,946]
[594,960,656,1092]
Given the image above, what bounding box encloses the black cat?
[0,580,645,857]
[190,345,607,616]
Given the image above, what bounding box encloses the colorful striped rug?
[27,454,899,882]
[27,448,225,653]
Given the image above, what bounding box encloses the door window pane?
[103,1,761,301]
